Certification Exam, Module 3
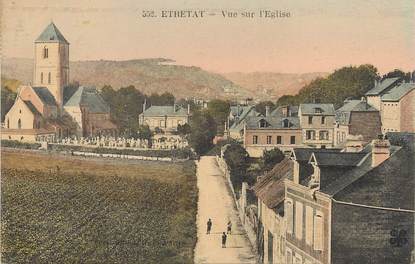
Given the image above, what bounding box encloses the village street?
[194,156,257,264]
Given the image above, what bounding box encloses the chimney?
[173,103,177,112]
[371,135,390,167]
[187,104,190,115]
[265,106,270,117]
[143,99,147,112]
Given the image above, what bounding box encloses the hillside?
[2,57,326,100]
[223,72,328,100]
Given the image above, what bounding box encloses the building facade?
[244,106,302,157]
[298,104,336,148]
[139,103,190,133]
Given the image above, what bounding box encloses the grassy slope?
[1,150,197,263]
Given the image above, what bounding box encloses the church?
[2,22,117,142]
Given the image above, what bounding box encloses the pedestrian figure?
[206,218,212,234]
[227,221,232,234]
[222,232,227,248]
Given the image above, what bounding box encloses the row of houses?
[253,133,415,264]
[227,77,414,157]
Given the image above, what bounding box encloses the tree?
[177,123,191,136]
[149,92,175,106]
[206,99,230,134]
[189,110,217,154]
[223,143,251,189]
[255,101,276,116]
[138,125,152,147]
[262,148,285,171]
[382,69,413,82]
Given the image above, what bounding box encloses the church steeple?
[33,22,70,114]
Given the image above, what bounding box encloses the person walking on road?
[227,221,232,234]
[206,218,212,234]
[222,232,227,248]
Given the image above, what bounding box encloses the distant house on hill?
[139,102,190,133]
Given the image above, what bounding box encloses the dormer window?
[259,119,268,128]
[43,46,48,58]
[282,119,290,128]
[314,107,323,114]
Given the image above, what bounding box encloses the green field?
[1,150,197,263]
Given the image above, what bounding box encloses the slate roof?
[310,152,367,167]
[32,87,57,106]
[22,100,41,116]
[365,77,401,96]
[253,158,293,209]
[230,105,252,117]
[245,115,300,130]
[381,82,415,102]
[299,103,335,115]
[271,105,299,117]
[229,106,261,131]
[291,148,342,162]
[335,100,378,125]
[64,86,110,113]
[35,22,69,44]
[141,105,189,117]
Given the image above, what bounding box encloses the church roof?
[35,22,69,44]
[22,100,42,116]
[64,86,110,113]
[32,87,57,106]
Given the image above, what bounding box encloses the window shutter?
[305,206,313,245]
[313,211,324,251]
[286,199,293,234]
[295,202,303,240]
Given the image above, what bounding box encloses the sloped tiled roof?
[35,22,69,44]
[299,103,335,115]
[245,115,300,130]
[229,106,261,131]
[271,105,299,117]
[381,82,415,102]
[32,87,57,106]
[64,86,110,113]
[253,158,293,209]
[365,77,401,96]
[310,152,367,167]
[141,105,188,117]
[291,148,341,162]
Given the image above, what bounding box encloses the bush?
[262,147,285,171]
[1,140,41,150]
[223,143,251,195]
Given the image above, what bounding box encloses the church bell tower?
[33,22,69,113]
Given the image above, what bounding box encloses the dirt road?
[194,156,257,264]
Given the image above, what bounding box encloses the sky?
[1,0,415,74]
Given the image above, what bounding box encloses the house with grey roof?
[334,98,381,146]
[243,105,302,157]
[298,104,336,148]
[139,102,190,133]
[365,77,415,133]
[285,133,415,264]
[227,105,261,140]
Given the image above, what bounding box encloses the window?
[259,119,268,128]
[41,72,44,84]
[285,199,293,234]
[253,135,258,144]
[43,46,48,58]
[321,116,325,124]
[295,202,303,240]
[314,107,323,113]
[48,72,51,84]
[277,136,282,144]
[308,116,313,125]
[313,211,324,251]
[17,119,22,129]
[290,136,296,145]
[319,130,329,140]
[282,119,290,128]
[286,249,293,264]
[266,135,272,144]
[305,206,313,245]
[306,130,315,140]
